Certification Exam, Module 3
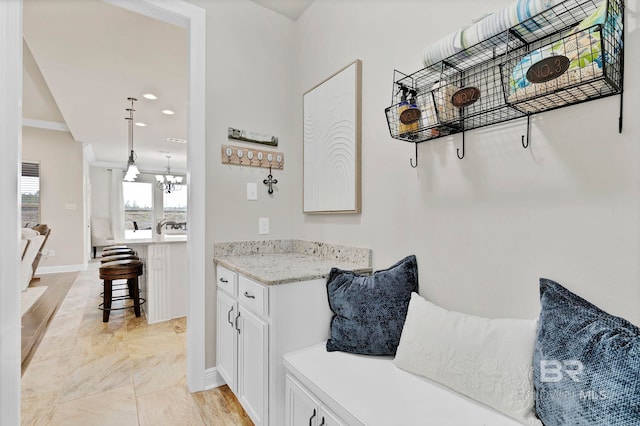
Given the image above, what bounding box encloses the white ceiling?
[22,0,313,173]
[23,0,188,173]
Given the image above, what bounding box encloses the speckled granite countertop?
[214,240,372,285]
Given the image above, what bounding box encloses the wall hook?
[522,114,531,149]
[410,143,418,168]
[457,132,465,159]
[263,166,278,194]
[618,92,623,134]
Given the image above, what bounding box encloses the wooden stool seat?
[100,254,139,263]
[99,259,144,322]
[103,245,129,251]
[101,248,135,257]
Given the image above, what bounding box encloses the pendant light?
[123,97,140,182]
[155,155,183,193]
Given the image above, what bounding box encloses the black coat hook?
[410,143,418,168]
[457,132,465,159]
[522,114,531,148]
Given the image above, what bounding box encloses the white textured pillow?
[21,228,39,239]
[394,293,541,426]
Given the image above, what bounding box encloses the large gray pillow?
[534,278,640,425]
[326,255,418,356]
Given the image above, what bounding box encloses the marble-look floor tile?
[59,349,133,403]
[44,311,83,338]
[126,322,183,360]
[21,391,59,426]
[71,333,128,362]
[30,332,78,364]
[137,383,205,426]
[22,261,253,425]
[76,312,127,340]
[49,385,138,426]
[132,349,187,397]
[21,356,70,398]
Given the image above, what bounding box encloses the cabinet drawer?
[216,266,237,296]
[238,275,268,317]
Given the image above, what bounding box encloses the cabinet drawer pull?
[219,277,229,283]
[320,417,326,426]
[309,409,316,426]
[235,311,241,334]
[243,291,256,299]
[227,306,234,326]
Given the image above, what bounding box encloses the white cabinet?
[237,306,268,424]
[216,289,237,392]
[216,266,268,425]
[215,264,333,426]
[285,375,345,426]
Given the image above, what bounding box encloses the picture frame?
[303,59,362,214]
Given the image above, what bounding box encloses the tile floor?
[21,262,253,425]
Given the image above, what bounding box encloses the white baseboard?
[36,263,87,275]
[205,367,226,390]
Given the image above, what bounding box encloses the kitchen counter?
[214,240,372,285]
[114,234,187,323]
[120,234,187,245]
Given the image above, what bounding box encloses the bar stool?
[99,259,145,322]
[103,244,129,251]
[100,253,139,263]
[101,248,136,257]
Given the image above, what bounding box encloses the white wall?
[292,0,640,324]
[185,0,296,368]
[90,166,111,222]
[22,126,85,270]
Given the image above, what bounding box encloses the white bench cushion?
[284,343,527,426]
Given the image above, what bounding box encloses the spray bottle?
[398,85,420,137]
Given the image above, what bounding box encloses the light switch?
[259,217,269,235]
[247,183,258,200]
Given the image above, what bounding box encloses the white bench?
[283,343,525,426]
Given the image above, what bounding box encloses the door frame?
[0,1,206,423]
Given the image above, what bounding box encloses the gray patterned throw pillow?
[534,278,640,425]
[326,255,418,356]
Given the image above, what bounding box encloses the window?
[163,184,187,227]
[21,162,40,227]
[123,181,153,239]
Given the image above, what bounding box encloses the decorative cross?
[263,167,278,194]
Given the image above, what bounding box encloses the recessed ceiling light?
[135,122,147,127]
[162,110,175,115]
[166,137,187,144]
[142,93,157,100]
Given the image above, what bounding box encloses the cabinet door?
[216,290,237,392]
[285,375,320,426]
[318,407,345,426]
[237,306,269,426]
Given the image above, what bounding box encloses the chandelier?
[155,155,183,193]
[123,97,140,182]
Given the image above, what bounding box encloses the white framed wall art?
[303,59,362,214]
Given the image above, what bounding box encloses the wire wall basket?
[385,0,624,144]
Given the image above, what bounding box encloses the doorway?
[0,1,206,423]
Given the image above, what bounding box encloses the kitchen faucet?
[156,219,178,235]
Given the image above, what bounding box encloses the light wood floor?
[22,271,77,375]
[21,262,253,425]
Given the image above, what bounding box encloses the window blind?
[21,161,40,227]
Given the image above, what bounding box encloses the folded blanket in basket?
[509,1,620,94]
